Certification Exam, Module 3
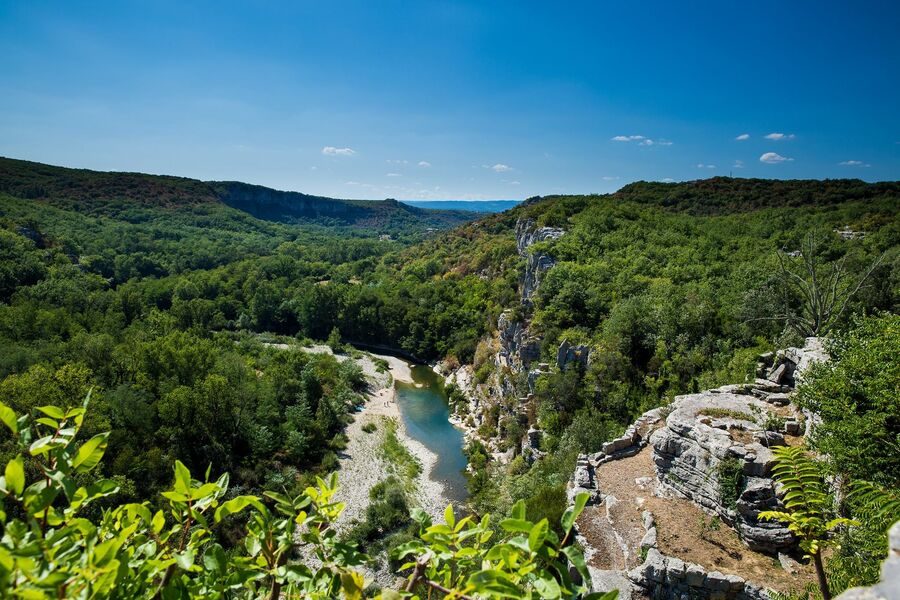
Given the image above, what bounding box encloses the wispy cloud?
[735,133,750,141]
[323,146,356,156]
[838,160,871,167]
[764,133,795,141]
[760,152,793,164]
[602,176,620,181]
[418,161,431,168]
[612,135,671,146]
[661,178,676,183]
[386,173,401,177]
[696,163,717,169]
[484,163,512,172]
[508,180,521,185]
[733,160,745,169]
[386,159,408,165]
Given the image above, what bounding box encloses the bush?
[716,456,745,508]
[362,421,377,433]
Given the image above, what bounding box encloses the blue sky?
[1,1,898,200]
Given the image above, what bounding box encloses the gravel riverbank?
[262,342,456,526]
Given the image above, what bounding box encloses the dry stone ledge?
[650,392,794,553]
[627,549,771,600]
[586,407,665,467]
[837,520,900,600]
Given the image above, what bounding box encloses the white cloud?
[661,178,676,183]
[486,163,512,172]
[696,163,717,169]
[508,181,521,185]
[733,160,745,169]
[735,133,750,141]
[310,166,318,171]
[386,173,401,177]
[764,133,795,141]
[344,181,361,185]
[612,135,671,146]
[418,161,431,168]
[386,159,408,165]
[838,160,871,167]
[602,176,620,181]
[323,146,356,156]
[760,152,793,164]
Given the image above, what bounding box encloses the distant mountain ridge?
[401,200,521,213]
[0,157,478,233]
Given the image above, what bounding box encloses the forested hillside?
[0,161,897,598]
[0,157,477,237]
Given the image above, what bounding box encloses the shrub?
[362,421,377,433]
[716,456,745,509]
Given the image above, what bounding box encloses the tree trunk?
[812,550,831,600]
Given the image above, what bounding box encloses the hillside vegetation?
[0,157,477,237]
[0,159,897,597]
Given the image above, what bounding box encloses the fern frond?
[848,480,900,526]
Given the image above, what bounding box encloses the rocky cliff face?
[515,218,564,306]
[441,218,567,462]
[496,218,565,373]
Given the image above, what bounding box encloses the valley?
[0,158,897,599]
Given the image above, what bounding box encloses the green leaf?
[511,499,526,520]
[203,543,226,572]
[529,518,549,551]
[34,417,58,429]
[151,510,166,534]
[534,575,562,599]
[214,495,266,522]
[36,405,65,420]
[173,460,191,494]
[5,456,24,496]
[175,549,195,570]
[72,433,109,473]
[0,402,16,435]
[562,545,590,584]
[500,518,533,533]
[444,504,455,529]
[562,492,590,533]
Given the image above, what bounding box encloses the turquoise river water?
[394,364,469,501]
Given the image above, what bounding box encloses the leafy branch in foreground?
[391,496,617,600]
[0,393,366,598]
[0,394,614,599]
[759,445,857,600]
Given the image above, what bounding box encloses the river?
[394,363,469,502]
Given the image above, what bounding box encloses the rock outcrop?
[557,339,591,371]
[649,338,827,553]
[836,520,900,600]
[650,391,794,553]
[627,548,771,600]
[497,310,541,371]
[515,218,564,305]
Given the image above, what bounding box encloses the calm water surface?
[394,364,468,501]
